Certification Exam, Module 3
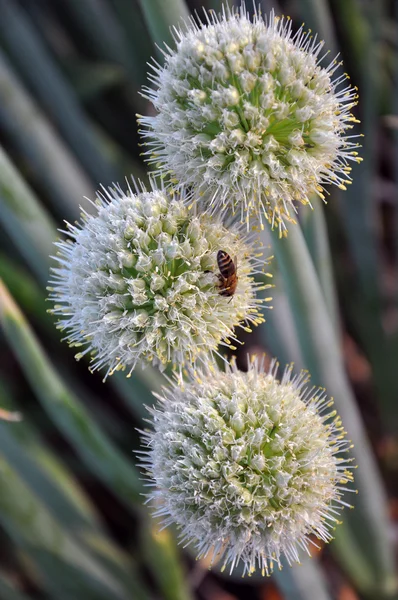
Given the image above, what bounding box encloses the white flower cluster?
[139,5,361,231]
[48,3,358,577]
[48,182,269,377]
[140,358,355,575]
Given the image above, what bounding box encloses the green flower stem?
[298,0,338,57]
[0,253,52,332]
[259,282,303,369]
[333,0,378,297]
[140,517,194,600]
[0,388,151,600]
[333,0,398,432]
[0,577,31,600]
[257,243,303,369]
[138,0,190,50]
[0,145,56,284]
[302,199,341,335]
[0,51,94,219]
[396,0,398,308]
[0,456,135,600]
[0,404,101,535]
[273,557,332,600]
[0,149,163,419]
[58,0,146,103]
[0,281,188,597]
[216,548,332,600]
[0,280,142,507]
[332,521,380,595]
[270,223,397,598]
[0,0,119,186]
[112,368,164,421]
[111,0,154,86]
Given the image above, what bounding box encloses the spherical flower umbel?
[48,181,270,378]
[140,358,355,575]
[139,4,362,232]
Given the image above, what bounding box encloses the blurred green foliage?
[0,1,397,599]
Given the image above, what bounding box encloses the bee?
[217,250,238,297]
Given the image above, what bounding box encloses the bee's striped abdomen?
[217,250,235,278]
[216,250,238,297]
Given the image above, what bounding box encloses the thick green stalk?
[0,145,56,284]
[0,51,94,218]
[273,557,331,600]
[332,520,378,594]
[0,386,151,600]
[111,0,154,86]
[0,416,101,535]
[297,0,398,434]
[302,200,341,335]
[256,237,303,368]
[58,0,147,101]
[304,0,398,431]
[259,282,303,368]
[216,542,332,600]
[0,253,51,331]
[333,0,398,430]
[0,0,118,186]
[333,1,379,292]
[138,0,190,50]
[270,223,397,598]
[0,281,189,597]
[205,0,224,12]
[112,368,165,420]
[0,576,32,600]
[298,0,338,57]
[0,280,142,507]
[396,0,398,303]
[140,517,194,600]
[0,456,132,600]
